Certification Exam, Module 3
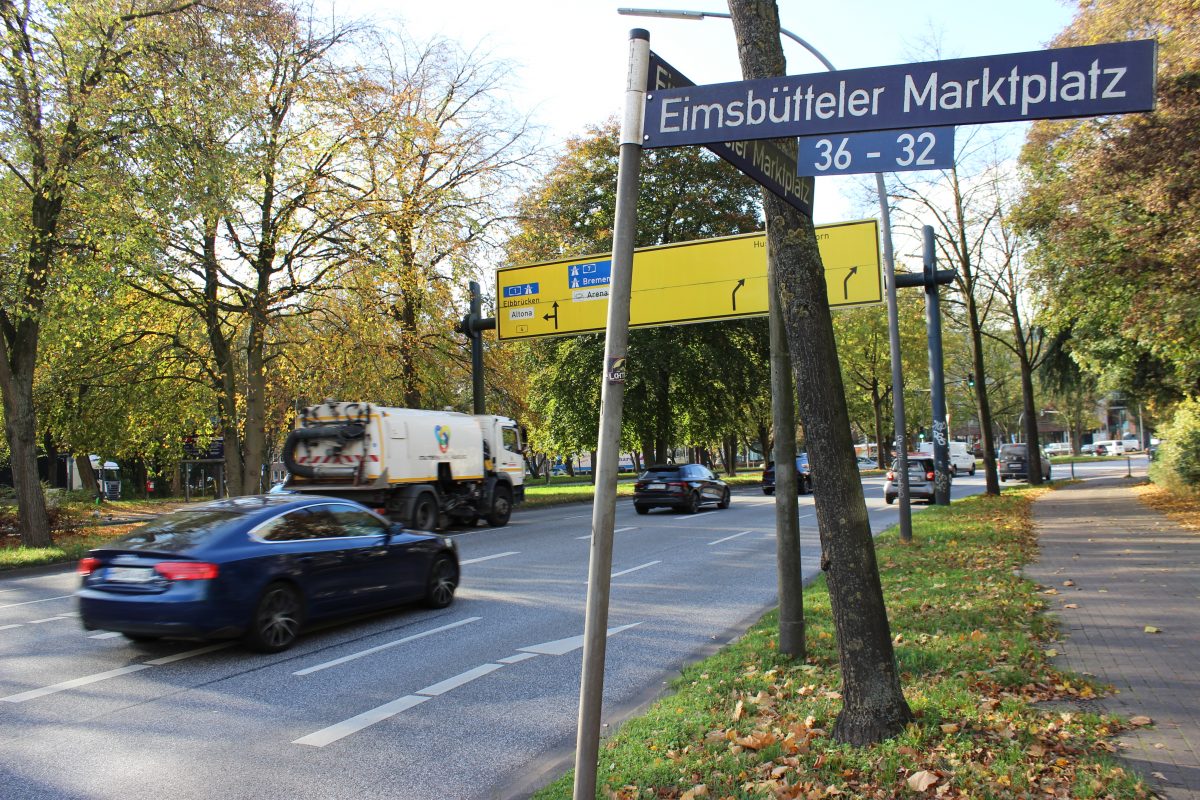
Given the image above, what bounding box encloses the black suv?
[633,464,731,514]
[998,443,1051,482]
[761,454,812,495]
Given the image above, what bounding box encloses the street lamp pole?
[617,6,913,540]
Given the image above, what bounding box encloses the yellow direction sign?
[496,219,880,341]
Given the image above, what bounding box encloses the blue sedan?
[77,495,459,653]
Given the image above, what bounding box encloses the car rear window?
[639,466,681,480]
[105,509,243,552]
[999,444,1028,459]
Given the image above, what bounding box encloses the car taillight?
[886,471,895,481]
[667,481,686,491]
[154,562,219,581]
[78,557,100,575]
[926,471,935,480]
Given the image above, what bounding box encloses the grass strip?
[534,486,1151,799]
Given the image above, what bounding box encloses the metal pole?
[573,28,648,800]
[923,226,951,505]
[768,257,803,657]
[468,280,485,415]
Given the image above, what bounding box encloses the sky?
[341,0,1079,224]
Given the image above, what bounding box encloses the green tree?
[1018,0,1200,400]
[0,0,197,546]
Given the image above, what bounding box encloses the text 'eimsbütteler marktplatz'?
[642,39,1156,148]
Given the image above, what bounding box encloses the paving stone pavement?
[1026,475,1200,799]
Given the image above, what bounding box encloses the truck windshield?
[502,426,521,453]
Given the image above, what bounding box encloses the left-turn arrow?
[543,301,560,330]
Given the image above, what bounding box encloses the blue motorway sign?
[796,127,955,176]
[644,40,1156,148]
[649,52,814,217]
[503,282,539,298]
[568,260,611,289]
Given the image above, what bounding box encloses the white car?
[1044,442,1073,456]
[917,441,976,476]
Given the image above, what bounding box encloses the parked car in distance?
[884,455,938,505]
[634,463,730,514]
[1121,437,1143,453]
[1091,439,1126,456]
[1080,443,1096,455]
[856,455,878,471]
[998,443,1052,482]
[77,495,459,653]
[917,441,976,476]
[1044,442,1073,456]
[762,453,812,495]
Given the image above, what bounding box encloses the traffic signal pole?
[895,225,955,504]
[458,280,496,415]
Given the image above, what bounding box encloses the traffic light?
[966,375,975,388]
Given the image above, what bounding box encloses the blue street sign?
[649,52,814,217]
[644,40,1156,149]
[797,127,955,176]
[503,282,539,298]
[568,260,611,289]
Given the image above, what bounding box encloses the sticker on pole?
[607,357,627,384]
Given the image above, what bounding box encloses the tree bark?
[0,308,52,549]
[728,0,913,745]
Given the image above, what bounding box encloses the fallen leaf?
[1144,626,1162,634]
[680,785,708,800]
[733,699,745,721]
[1154,743,1166,749]
[1044,588,1059,595]
[1129,715,1153,726]
[907,770,939,791]
[940,723,959,734]
[1063,580,1075,586]
[1064,603,1079,609]
[1029,742,1047,758]
[1152,772,1167,780]
[1045,648,1058,657]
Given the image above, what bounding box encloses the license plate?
[1008,462,1021,469]
[647,482,665,490]
[105,566,157,583]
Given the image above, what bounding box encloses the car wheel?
[486,484,512,527]
[951,465,958,477]
[797,477,809,495]
[122,633,161,643]
[410,493,438,530]
[1045,468,1052,481]
[762,487,774,496]
[969,464,976,476]
[243,582,303,654]
[424,556,458,609]
[634,503,649,515]
[1000,476,1007,482]
[717,488,731,509]
[683,491,700,514]
[885,494,895,505]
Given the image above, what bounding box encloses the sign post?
[572,28,649,800]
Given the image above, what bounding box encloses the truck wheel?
[410,494,438,531]
[486,485,512,527]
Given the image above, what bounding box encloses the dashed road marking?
[459,552,519,566]
[611,561,660,579]
[294,617,481,676]
[708,530,754,546]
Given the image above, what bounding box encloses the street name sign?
[496,220,880,341]
[796,127,955,176]
[643,40,1156,148]
[649,52,814,217]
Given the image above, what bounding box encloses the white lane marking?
[458,551,519,566]
[0,624,22,631]
[2,640,234,703]
[0,594,74,610]
[293,617,482,676]
[561,513,592,519]
[2,664,152,703]
[674,511,714,521]
[576,526,636,540]
[28,616,69,624]
[89,632,123,640]
[611,560,660,579]
[144,643,232,665]
[294,622,644,748]
[519,622,643,656]
[708,530,754,546]
[293,695,431,747]
[497,652,538,664]
[414,663,504,696]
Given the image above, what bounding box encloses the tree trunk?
[872,381,887,468]
[728,0,912,745]
[42,433,60,488]
[1012,316,1043,485]
[0,317,53,547]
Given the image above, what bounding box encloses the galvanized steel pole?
[922,226,951,505]
[572,28,649,800]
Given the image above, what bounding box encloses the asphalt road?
[0,459,1141,800]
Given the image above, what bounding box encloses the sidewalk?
[1026,476,1200,799]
